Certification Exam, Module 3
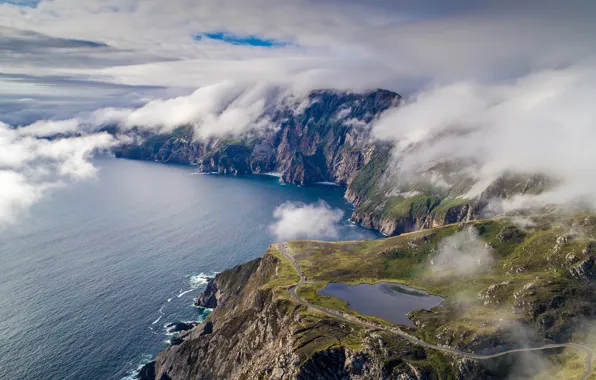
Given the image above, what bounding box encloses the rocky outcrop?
[152,254,299,379]
[166,322,197,334]
[347,189,474,236]
[569,257,596,281]
[194,278,218,308]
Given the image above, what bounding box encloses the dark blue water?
[0,158,378,380]
[318,282,443,326]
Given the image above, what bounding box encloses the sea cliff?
[141,216,596,379]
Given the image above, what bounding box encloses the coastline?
[111,158,383,379]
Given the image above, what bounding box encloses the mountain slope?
[145,215,596,379]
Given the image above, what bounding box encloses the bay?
[0,158,377,380]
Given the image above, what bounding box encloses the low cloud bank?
[373,62,596,211]
[90,81,289,139]
[431,227,493,278]
[269,201,344,241]
[11,81,326,142]
[0,121,117,225]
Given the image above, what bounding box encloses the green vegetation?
[262,246,300,299]
[432,197,469,218]
[274,215,596,377]
[384,194,442,220]
[541,349,588,380]
[293,316,365,363]
[348,145,391,201]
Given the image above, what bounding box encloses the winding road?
[278,243,595,379]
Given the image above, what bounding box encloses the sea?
[0,158,378,380]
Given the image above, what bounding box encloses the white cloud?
[0,121,118,225]
[269,201,344,241]
[431,227,493,278]
[0,170,45,226]
[16,119,80,137]
[1,0,596,224]
[373,61,596,210]
[89,81,293,138]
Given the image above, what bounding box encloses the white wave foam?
[177,289,194,298]
[187,272,218,289]
[259,172,282,178]
[148,271,218,335]
[151,305,166,325]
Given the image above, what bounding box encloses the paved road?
[278,243,594,379]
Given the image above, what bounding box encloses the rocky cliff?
[115,89,399,186]
[139,218,596,380]
[114,88,484,237]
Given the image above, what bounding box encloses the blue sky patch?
[194,32,288,47]
[1,0,39,7]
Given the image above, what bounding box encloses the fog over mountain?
[372,62,596,211]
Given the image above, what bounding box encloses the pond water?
[317,282,443,326]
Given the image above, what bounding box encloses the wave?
[177,289,194,298]
[187,272,218,289]
[151,305,166,325]
[149,272,218,337]
[258,172,282,178]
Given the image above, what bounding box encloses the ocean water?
[0,158,378,380]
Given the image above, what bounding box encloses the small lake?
[318,282,443,326]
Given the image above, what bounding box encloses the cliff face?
[147,249,495,380]
[116,89,399,186]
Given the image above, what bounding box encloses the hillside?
[142,214,596,379]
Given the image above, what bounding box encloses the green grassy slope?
[281,215,596,377]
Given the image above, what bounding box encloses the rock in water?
[195,278,218,308]
[165,321,196,333]
[136,361,155,380]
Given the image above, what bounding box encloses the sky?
[1,0,595,124]
[2,0,596,225]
